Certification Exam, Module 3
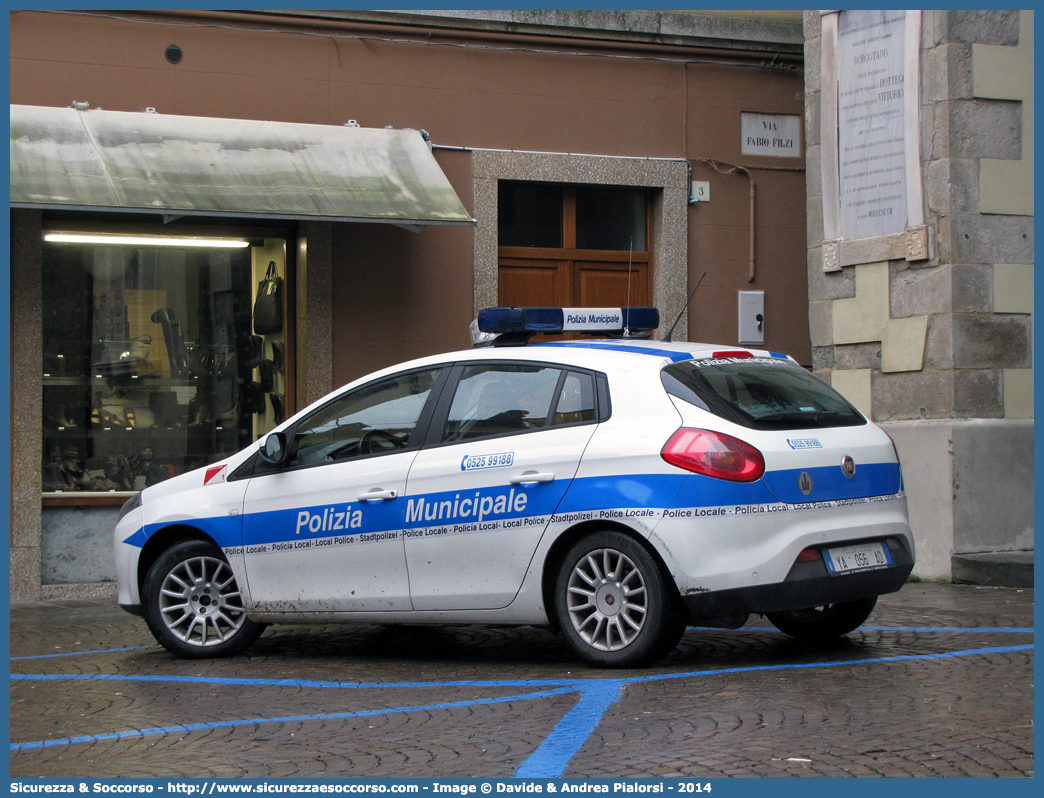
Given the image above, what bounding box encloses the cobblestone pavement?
[10,583,1033,779]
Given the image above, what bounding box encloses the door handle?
[510,471,555,485]
[358,488,398,502]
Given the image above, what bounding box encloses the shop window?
[41,229,289,496]
[497,181,652,317]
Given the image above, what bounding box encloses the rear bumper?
[684,536,913,618]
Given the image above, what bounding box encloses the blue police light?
[476,307,660,345]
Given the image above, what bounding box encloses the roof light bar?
[478,307,659,337]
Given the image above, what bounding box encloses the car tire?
[765,597,877,640]
[142,539,266,658]
[554,531,686,668]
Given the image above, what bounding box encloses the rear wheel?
[766,597,877,640]
[142,539,266,658]
[554,531,686,668]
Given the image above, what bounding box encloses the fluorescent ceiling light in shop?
[44,233,250,248]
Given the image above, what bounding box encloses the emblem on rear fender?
[841,456,856,478]
[798,472,814,495]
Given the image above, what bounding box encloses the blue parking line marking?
[11,641,1034,776]
[689,626,1034,634]
[10,645,155,660]
[10,687,576,751]
[11,673,586,690]
[860,626,1034,633]
[10,628,1031,661]
[516,680,624,779]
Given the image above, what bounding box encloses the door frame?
[470,150,691,341]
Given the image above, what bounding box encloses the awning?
[9,104,475,228]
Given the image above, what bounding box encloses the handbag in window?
[253,261,284,334]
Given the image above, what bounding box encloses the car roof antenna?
[661,271,706,343]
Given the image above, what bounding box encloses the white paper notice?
[837,10,909,240]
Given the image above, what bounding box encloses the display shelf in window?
[41,229,290,499]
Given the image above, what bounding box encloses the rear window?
[661,357,866,430]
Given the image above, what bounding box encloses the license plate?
[823,541,893,575]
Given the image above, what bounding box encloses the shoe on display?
[270,392,286,424]
[271,341,285,374]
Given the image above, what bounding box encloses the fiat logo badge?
[841,456,856,478]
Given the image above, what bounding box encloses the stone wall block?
[951,213,1034,265]
[951,420,1034,553]
[952,369,1003,418]
[924,314,954,370]
[942,158,978,215]
[924,9,949,48]
[922,44,949,104]
[812,346,834,371]
[948,99,1022,160]
[952,314,1033,369]
[926,159,951,217]
[804,34,822,95]
[805,194,823,249]
[10,548,42,607]
[949,10,1021,45]
[1003,368,1035,419]
[930,101,951,160]
[11,209,43,604]
[873,370,954,420]
[805,95,821,149]
[891,263,951,317]
[808,299,832,347]
[807,252,856,302]
[950,264,993,313]
[993,263,1035,314]
[946,42,973,99]
[803,10,821,40]
[805,146,822,204]
[933,215,954,266]
[833,342,881,371]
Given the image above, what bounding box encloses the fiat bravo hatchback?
[114,307,914,667]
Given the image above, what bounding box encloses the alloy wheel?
[565,547,648,651]
[158,555,248,647]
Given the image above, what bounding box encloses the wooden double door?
[497,183,652,325]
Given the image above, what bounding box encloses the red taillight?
[711,350,754,358]
[661,428,765,482]
[795,547,821,563]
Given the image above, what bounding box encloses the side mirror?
[259,431,288,466]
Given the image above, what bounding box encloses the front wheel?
[766,597,877,640]
[554,531,686,668]
[142,539,266,658]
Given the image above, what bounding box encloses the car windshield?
[661,357,866,430]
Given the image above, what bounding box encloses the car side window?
[287,369,441,468]
[552,371,596,426]
[442,364,562,442]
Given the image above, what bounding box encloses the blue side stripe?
[762,462,901,503]
[122,462,903,551]
[555,473,689,514]
[532,341,694,361]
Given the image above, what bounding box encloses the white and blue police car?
[114,307,914,667]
